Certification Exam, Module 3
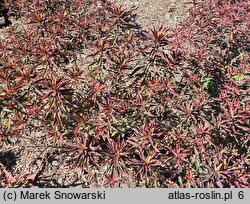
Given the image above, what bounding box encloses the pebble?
[51,160,60,167]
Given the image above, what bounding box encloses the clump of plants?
[0,0,249,187]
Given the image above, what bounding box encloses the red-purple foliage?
[0,0,249,187]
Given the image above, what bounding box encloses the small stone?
[51,160,60,167]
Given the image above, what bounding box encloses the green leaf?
[202,77,212,88]
[232,74,244,81]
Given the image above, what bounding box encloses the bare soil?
[115,0,190,28]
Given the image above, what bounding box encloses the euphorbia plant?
[0,0,249,187]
